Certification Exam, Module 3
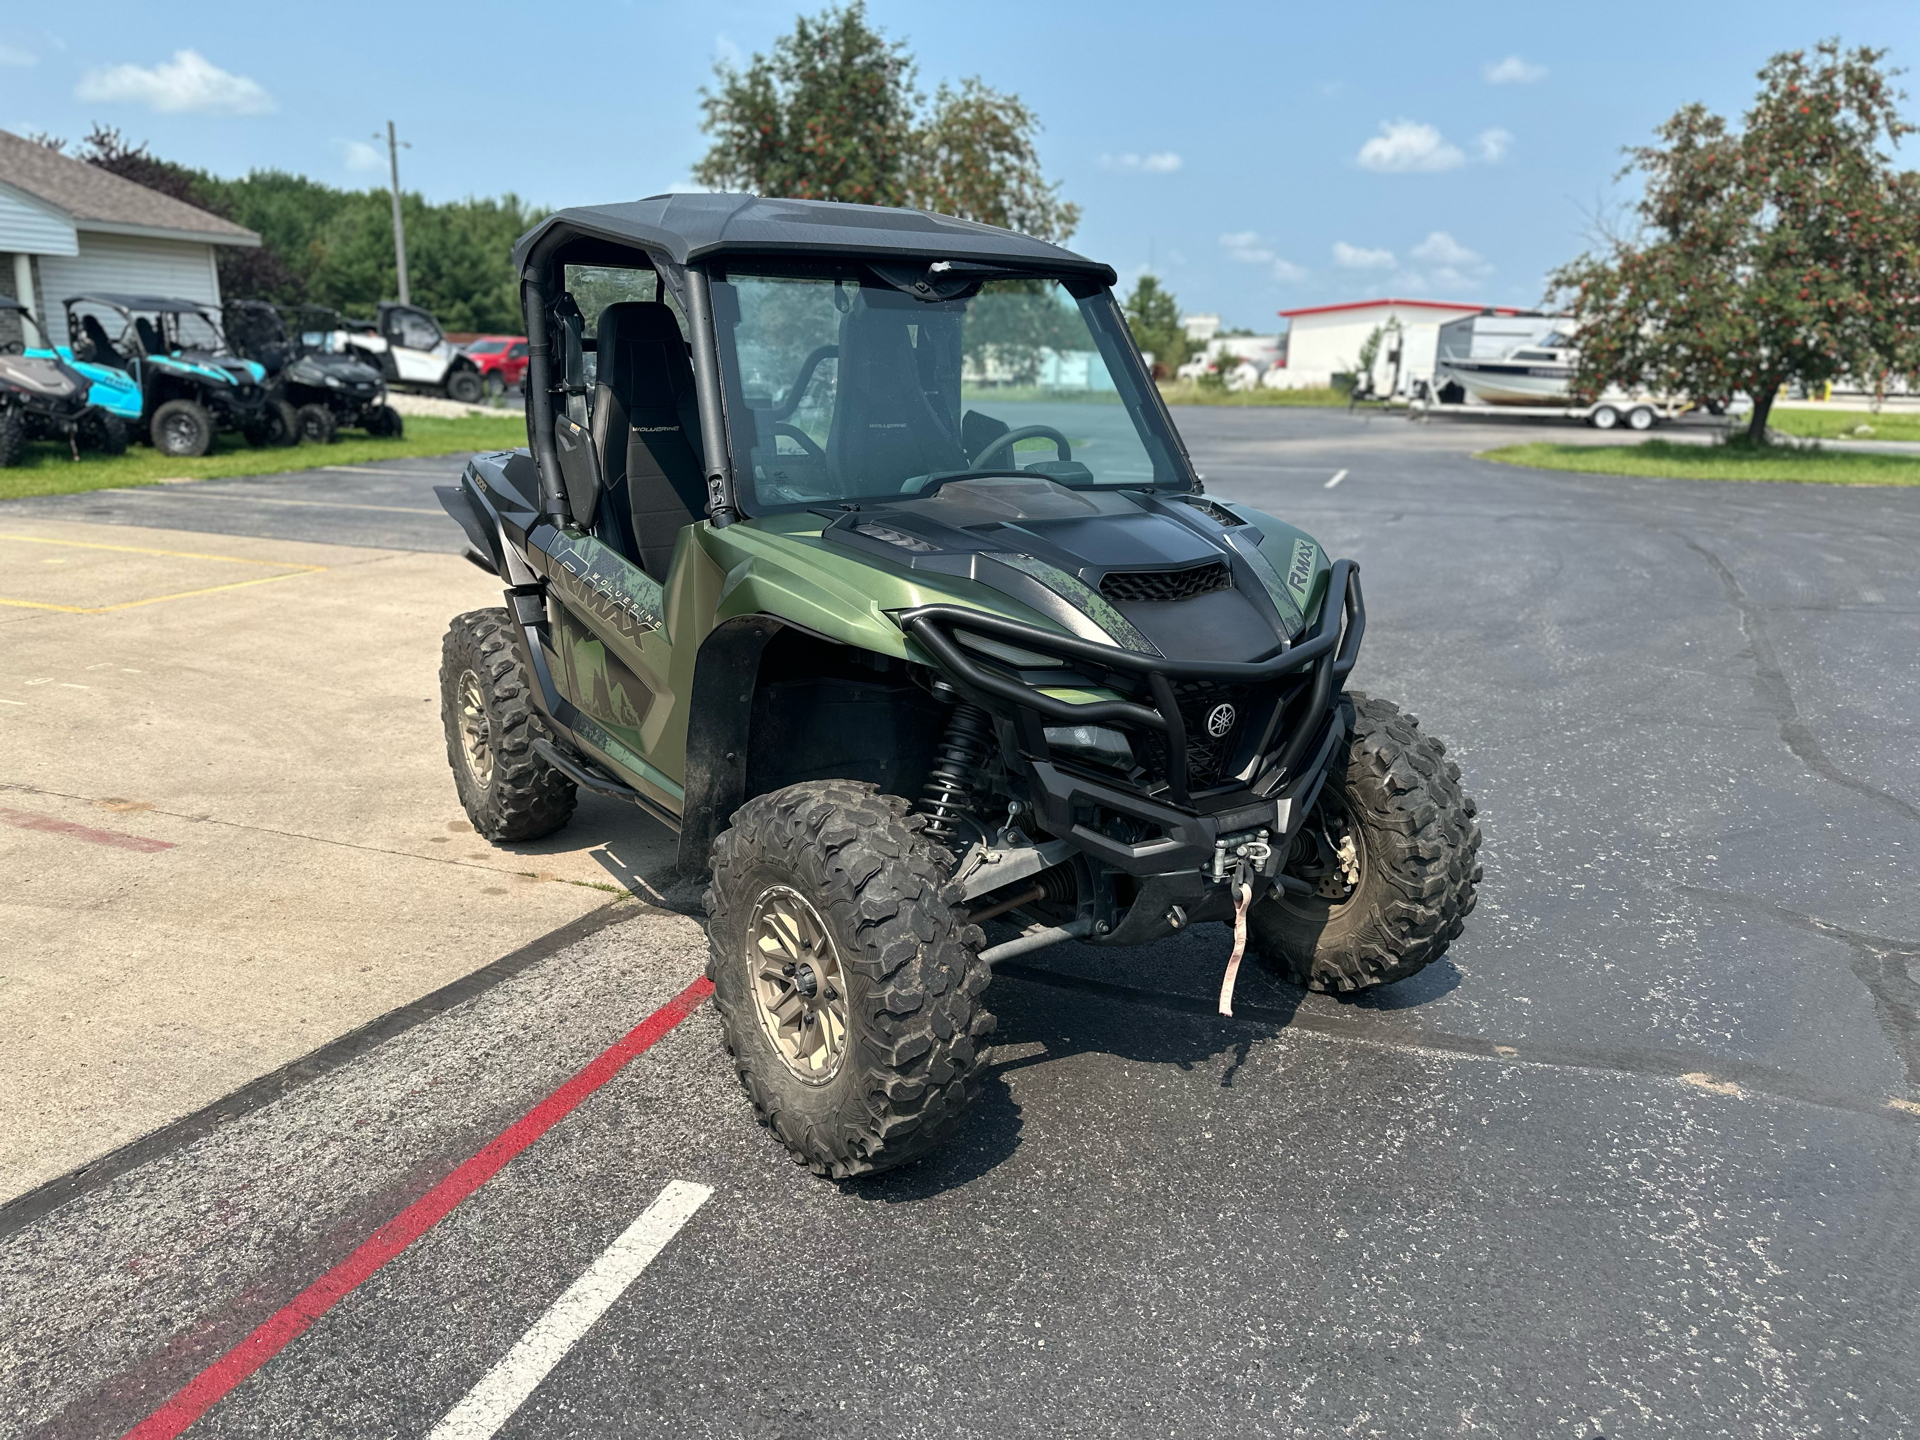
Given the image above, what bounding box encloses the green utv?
[437,196,1481,1177]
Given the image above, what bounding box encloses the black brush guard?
[899,560,1365,873]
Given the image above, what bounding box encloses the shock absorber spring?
[920,701,993,844]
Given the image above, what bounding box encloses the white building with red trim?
[1266,297,1522,392]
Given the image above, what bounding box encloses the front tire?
[0,409,25,468]
[446,368,483,404]
[706,781,994,1179]
[294,403,337,445]
[152,399,212,458]
[1589,404,1620,431]
[1250,693,1481,993]
[439,608,576,841]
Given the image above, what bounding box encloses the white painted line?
[1323,469,1348,489]
[321,465,464,477]
[426,1180,712,1440]
[0,699,24,706]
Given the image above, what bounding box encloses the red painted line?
[121,974,714,1440]
[0,805,175,853]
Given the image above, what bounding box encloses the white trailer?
[1409,396,1683,429]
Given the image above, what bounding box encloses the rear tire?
[1250,693,1481,993]
[77,410,129,456]
[706,781,993,1179]
[439,608,577,841]
[446,368,483,404]
[364,403,404,438]
[294,403,337,445]
[152,399,212,458]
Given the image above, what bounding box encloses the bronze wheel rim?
[748,885,850,1084]
[456,669,494,788]
[1277,792,1366,918]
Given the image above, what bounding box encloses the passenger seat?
[589,301,709,581]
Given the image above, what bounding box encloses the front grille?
[1099,560,1232,604]
[1137,679,1263,791]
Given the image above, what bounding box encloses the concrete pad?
[0,517,684,1202]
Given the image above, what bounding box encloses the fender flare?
[676,615,787,877]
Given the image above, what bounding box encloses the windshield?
[466,339,507,354]
[711,269,1190,512]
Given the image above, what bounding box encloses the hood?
[816,476,1325,664]
[286,353,385,392]
[0,352,88,412]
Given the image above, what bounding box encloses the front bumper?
[899,560,1364,875]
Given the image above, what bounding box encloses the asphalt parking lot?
[3,409,1916,1438]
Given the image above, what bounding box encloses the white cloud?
[1356,120,1464,174]
[1219,230,1273,263]
[1484,55,1547,84]
[0,43,36,67]
[1476,127,1514,163]
[75,49,275,116]
[1220,230,1308,283]
[341,139,384,173]
[1100,151,1183,174]
[1333,241,1396,270]
[1409,231,1480,267]
[714,33,743,69]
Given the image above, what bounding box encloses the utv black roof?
[65,293,217,314]
[512,193,1116,285]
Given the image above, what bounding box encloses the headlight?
[1044,724,1134,771]
[325,375,343,388]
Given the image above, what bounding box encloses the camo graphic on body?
[1225,535,1307,636]
[546,530,665,641]
[985,552,1162,656]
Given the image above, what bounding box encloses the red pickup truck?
[462,335,529,393]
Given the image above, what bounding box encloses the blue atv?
[2,296,138,461]
[61,293,278,457]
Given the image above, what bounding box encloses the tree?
[1548,41,1920,442]
[1122,274,1187,378]
[695,2,1078,242]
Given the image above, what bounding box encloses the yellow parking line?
[0,533,328,614]
[0,533,327,570]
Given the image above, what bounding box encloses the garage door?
[37,232,221,347]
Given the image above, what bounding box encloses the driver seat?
[590,301,708,582]
[81,315,127,368]
[135,317,166,355]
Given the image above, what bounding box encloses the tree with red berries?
[1549,41,1920,442]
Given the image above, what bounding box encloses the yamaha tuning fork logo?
[1206,703,1237,738]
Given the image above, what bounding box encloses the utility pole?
[379,120,412,305]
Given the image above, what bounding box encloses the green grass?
[1477,439,1920,486]
[1766,408,1920,443]
[1156,382,1355,408]
[0,414,531,501]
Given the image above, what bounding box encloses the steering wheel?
[970,424,1072,471]
[773,422,825,460]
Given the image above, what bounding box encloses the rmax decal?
[547,532,665,642]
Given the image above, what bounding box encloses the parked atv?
[62,294,275,457]
[1,297,135,462]
[323,301,484,404]
[223,300,402,443]
[436,196,1481,1179]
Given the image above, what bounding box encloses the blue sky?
[4,0,1915,329]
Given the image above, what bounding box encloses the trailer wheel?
[1627,405,1655,431]
[1589,405,1620,431]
